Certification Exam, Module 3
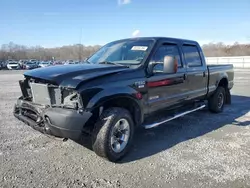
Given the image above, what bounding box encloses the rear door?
[181,43,208,100]
[146,41,189,114]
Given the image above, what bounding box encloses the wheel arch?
[88,94,143,127]
[218,77,228,88]
[82,85,144,125]
[217,77,231,104]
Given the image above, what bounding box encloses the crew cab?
[13,37,234,162]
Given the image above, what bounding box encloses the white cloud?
[132,30,140,37]
[118,0,131,5]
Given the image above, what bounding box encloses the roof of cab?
[113,36,199,45]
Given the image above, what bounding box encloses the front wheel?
[91,107,134,162]
[208,86,226,113]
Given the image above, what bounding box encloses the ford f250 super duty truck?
[14,37,234,162]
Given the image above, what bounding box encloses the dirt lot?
[0,69,250,188]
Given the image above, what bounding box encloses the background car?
[24,62,39,69]
[64,60,81,65]
[18,60,27,69]
[53,61,63,65]
[7,61,20,70]
[64,60,74,65]
[29,59,37,63]
[38,61,51,68]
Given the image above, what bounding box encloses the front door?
[146,42,188,114]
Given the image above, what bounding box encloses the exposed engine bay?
[19,77,83,110]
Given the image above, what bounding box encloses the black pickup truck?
[14,37,234,162]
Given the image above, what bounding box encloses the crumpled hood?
[24,64,128,88]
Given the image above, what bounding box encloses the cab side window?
[151,43,182,73]
[182,44,202,67]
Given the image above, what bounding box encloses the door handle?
[203,71,206,77]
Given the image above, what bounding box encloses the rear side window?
[182,45,202,67]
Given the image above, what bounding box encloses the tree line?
[1,42,250,61]
[202,42,250,57]
[0,42,101,61]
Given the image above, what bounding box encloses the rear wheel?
[92,107,134,162]
[208,86,226,113]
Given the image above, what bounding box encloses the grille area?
[30,83,51,105]
[29,83,61,105]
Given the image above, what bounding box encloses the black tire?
[91,107,134,162]
[208,86,226,113]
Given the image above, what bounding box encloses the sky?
[1,0,250,47]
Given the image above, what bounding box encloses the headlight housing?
[62,89,83,109]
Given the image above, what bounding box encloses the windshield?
[9,62,18,65]
[87,39,154,65]
[26,62,35,65]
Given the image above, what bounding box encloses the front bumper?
[13,98,92,140]
[8,66,20,70]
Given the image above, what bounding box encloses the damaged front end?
[14,77,92,140]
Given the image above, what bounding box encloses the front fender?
[85,87,145,125]
[86,86,142,110]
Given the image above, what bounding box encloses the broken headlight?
[62,89,82,109]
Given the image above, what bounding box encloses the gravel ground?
[0,69,250,188]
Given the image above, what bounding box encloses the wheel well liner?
[218,77,228,88]
[92,96,142,127]
[218,77,231,104]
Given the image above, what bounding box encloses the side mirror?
[147,55,178,76]
[163,55,178,74]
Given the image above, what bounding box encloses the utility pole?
[79,28,83,61]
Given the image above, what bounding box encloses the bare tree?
[1,41,250,61]
[0,42,101,61]
[202,42,250,57]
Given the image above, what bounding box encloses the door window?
[151,43,182,73]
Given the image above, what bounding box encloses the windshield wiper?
[98,61,127,67]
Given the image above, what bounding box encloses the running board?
[144,104,206,129]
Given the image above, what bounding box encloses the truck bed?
[207,64,234,95]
